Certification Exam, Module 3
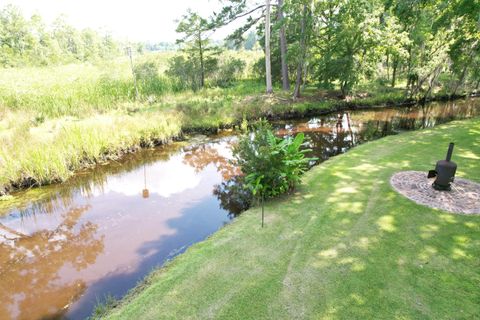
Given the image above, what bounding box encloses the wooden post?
[261,195,265,228]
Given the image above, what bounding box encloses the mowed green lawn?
[105,118,480,319]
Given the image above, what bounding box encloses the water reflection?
[213,177,252,217]
[0,98,478,320]
[183,139,240,181]
[0,138,233,320]
[275,99,480,161]
[0,205,103,320]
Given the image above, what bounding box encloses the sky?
[5,0,241,42]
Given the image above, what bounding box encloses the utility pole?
[126,46,139,100]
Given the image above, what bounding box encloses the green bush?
[134,61,173,96]
[166,55,215,91]
[233,120,315,226]
[166,54,246,91]
[212,58,246,88]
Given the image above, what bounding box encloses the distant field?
[0,51,261,117]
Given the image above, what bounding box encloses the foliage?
[214,0,480,97]
[170,10,249,91]
[134,61,173,96]
[166,54,217,91]
[167,54,246,90]
[233,120,313,200]
[312,0,383,96]
[243,31,258,50]
[174,10,219,89]
[0,4,120,67]
[212,57,246,87]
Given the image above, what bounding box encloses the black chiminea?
[432,143,457,191]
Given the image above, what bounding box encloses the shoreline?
[1,92,478,197]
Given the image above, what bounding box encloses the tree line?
[178,0,479,99]
[0,4,120,67]
[2,1,478,101]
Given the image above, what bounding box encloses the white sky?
[5,0,241,42]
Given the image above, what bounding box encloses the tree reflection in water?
[0,205,104,320]
[181,140,252,217]
[213,177,252,218]
[182,141,240,181]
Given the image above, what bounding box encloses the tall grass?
[0,111,182,195]
[0,51,262,118]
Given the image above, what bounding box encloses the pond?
[0,98,478,319]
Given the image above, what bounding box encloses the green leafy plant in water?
[233,119,316,227]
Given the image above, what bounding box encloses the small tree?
[175,10,216,89]
[233,120,315,227]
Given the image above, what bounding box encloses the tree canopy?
[0,4,120,67]
[213,0,480,98]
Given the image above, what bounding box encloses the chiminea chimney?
[445,143,454,162]
[433,143,457,191]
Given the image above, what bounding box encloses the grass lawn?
[103,118,480,319]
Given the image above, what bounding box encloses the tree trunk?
[423,65,442,102]
[340,81,347,98]
[293,4,307,99]
[453,64,468,96]
[265,0,273,94]
[278,0,290,91]
[198,32,205,88]
[386,51,390,81]
[454,42,478,95]
[391,58,398,88]
[302,60,309,91]
[406,46,413,95]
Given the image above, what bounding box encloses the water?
[0,98,478,319]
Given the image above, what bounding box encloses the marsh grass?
[0,111,182,194]
[92,294,119,320]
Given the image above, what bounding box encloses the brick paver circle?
[390,171,480,215]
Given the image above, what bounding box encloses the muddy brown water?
[0,98,478,320]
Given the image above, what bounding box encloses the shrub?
[212,58,246,88]
[167,55,217,91]
[134,61,173,96]
[233,120,315,226]
[166,54,245,91]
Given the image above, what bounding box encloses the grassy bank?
[0,52,472,196]
[0,112,182,194]
[103,118,480,319]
